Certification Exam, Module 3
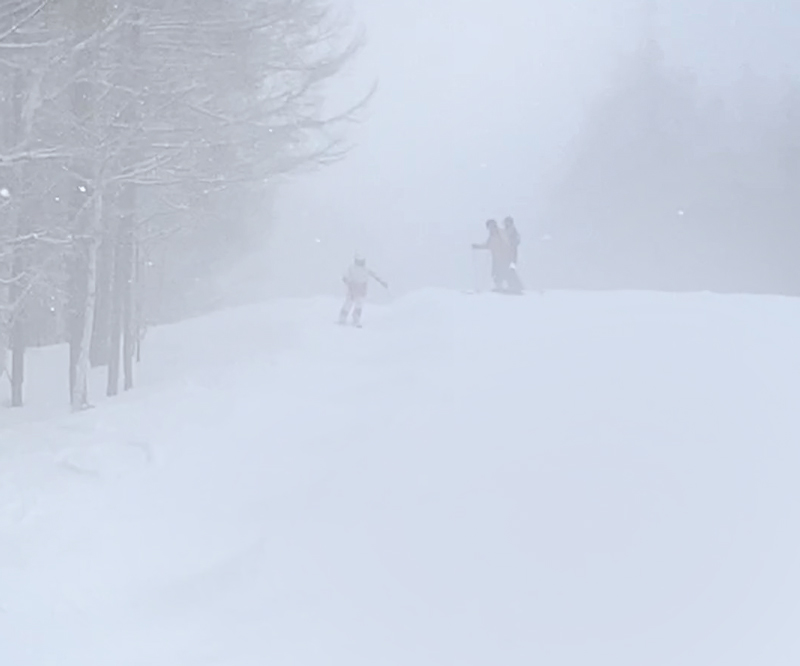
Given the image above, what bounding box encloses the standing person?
[503,216,520,266]
[338,254,388,327]
[472,219,515,292]
[502,216,523,294]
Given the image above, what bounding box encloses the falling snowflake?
[0,188,10,198]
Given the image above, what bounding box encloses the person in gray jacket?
[503,216,520,266]
[472,219,523,293]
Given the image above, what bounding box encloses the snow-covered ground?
[2,289,800,665]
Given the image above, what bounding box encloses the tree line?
[0,0,369,410]
[541,38,800,295]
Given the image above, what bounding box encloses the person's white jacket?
[343,263,386,297]
[339,260,388,325]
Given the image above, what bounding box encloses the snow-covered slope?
[2,289,800,665]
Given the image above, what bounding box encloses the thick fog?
[4,3,800,663]
[262,0,800,297]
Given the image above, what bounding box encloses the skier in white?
[338,254,388,326]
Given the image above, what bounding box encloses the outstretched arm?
[369,270,388,288]
[472,234,490,250]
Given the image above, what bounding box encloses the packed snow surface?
[2,289,800,665]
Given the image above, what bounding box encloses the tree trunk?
[68,249,85,404]
[122,233,135,391]
[122,11,140,392]
[106,209,135,396]
[91,236,113,368]
[7,67,25,407]
[10,309,24,408]
[71,193,102,412]
[106,237,122,396]
[9,241,25,407]
[68,41,92,406]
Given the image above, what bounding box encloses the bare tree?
[0,0,67,406]
[0,0,371,411]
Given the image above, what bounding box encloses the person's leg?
[351,294,364,325]
[507,266,523,293]
[491,260,504,291]
[493,260,512,291]
[339,293,353,323]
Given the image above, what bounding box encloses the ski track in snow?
[2,289,800,665]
